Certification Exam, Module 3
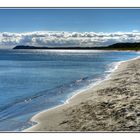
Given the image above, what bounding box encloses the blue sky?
[0,9,140,32]
[1,9,140,48]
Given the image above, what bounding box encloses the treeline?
[103,43,140,51]
[13,43,140,51]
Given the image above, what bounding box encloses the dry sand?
[25,57,140,132]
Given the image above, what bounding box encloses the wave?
[0,75,95,123]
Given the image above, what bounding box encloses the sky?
[1,9,140,48]
[0,9,140,32]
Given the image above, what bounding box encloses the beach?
[25,57,140,131]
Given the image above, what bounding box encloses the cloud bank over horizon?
[0,31,140,48]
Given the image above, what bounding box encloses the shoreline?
[25,55,140,132]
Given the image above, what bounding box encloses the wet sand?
[25,57,140,131]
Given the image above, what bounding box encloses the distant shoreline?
[14,42,140,51]
[25,55,140,132]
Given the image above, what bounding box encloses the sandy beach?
[25,57,140,132]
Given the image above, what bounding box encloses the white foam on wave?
[36,49,107,53]
[106,62,120,73]
[24,49,109,55]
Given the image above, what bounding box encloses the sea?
[0,49,139,131]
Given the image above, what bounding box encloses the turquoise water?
[0,49,139,131]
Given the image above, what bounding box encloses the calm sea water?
[0,49,139,131]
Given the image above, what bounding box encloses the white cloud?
[0,31,140,48]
